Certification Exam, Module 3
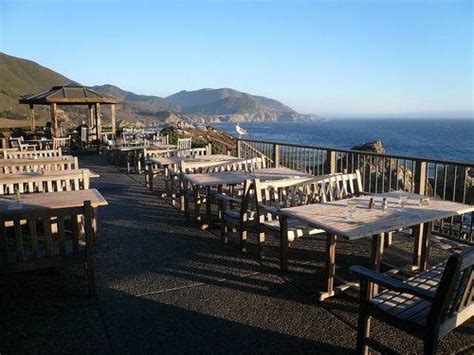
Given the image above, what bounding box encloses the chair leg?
[356,280,371,355]
[220,221,228,243]
[423,334,439,355]
[240,229,248,253]
[258,232,266,260]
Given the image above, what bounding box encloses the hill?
[0,52,316,128]
[166,88,302,121]
[0,52,71,124]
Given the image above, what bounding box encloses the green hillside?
[0,52,71,125]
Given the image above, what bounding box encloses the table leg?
[217,185,223,221]
[193,185,201,222]
[370,233,385,297]
[420,221,432,271]
[206,186,212,228]
[412,223,424,271]
[320,233,337,301]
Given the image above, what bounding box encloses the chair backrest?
[53,137,70,150]
[204,157,266,173]
[0,157,79,174]
[177,138,192,150]
[428,248,473,338]
[0,170,90,195]
[252,176,326,223]
[157,135,169,146]
[4,149,62,159]
[316,170,363,202]
[0,201,94,273]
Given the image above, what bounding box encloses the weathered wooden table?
[0,169,99,195]
[0,156,79,173]
[0,188,107,214]
[279,191,474,301]
[183,167,312,228]
[25,139,53,150]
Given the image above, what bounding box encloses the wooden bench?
[3,148,63,159]
[351,247,473,354]
[0,201,97,298]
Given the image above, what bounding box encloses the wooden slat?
[57,216,66,256]
[14,220,24,262]
[28,219,38,259]
[43,218,52,257]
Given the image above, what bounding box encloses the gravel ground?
[0,154,472,354]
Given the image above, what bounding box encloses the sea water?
[213,118,474,163]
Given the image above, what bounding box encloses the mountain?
[0,52,315,128]
[166,88,302,121]
[0,52,71,124]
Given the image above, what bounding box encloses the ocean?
[212,118,474,163]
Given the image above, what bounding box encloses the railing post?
[414,160,427,195]
[273,143,281,168]
[327,150,337,174]
[206,143,212,155]
[237,139,241,158]
[412,160,428,270]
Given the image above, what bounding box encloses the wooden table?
[25,139,53,150]
[0,188,107,215]
[0,169,99,195]
[183,167,312,228]
[279,191,474,301]
[0,156,78,173]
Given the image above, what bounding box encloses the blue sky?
[1,0,472,117]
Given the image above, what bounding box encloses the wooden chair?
[218,170,364,260]
[177,138,192,150]
[10,137,36,151]
[219,176,325,255]
[0,201,97,298]
[351,247,473,354]
[53,137,70,151]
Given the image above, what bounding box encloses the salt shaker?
[368,198,375,209]
[381,197,388,211]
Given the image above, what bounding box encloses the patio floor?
[1,155,472,353]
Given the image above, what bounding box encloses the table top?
[0,168,99,182]
[279,191,474,240]
[146,144,177,150]
[150,154,238,167]
[183,167,312,187]
[112,145,146,152]
[0,188,108,216]
[0,156,76,166]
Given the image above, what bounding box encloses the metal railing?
[237,138,474,243]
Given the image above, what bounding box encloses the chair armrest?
[350,266,436,301]
[215,193,242,204]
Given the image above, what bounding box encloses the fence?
[237,138,474,243]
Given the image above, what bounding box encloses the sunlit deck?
[1,154,472,353]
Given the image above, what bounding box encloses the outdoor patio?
[1,154,472,353]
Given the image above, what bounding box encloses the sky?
[0,0,472,118]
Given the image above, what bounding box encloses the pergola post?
[95,103,101,152]
[111,104,116,138]
[88,104,94,128]
[29,104,35,131]
[50,103,58,137]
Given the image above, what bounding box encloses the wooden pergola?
[19,85,121,141]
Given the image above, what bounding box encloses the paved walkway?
[1,155,472,353]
